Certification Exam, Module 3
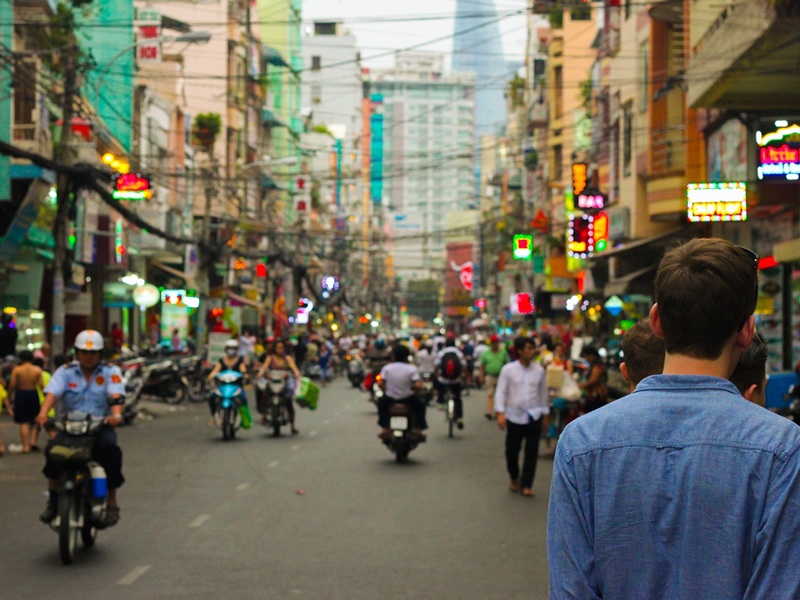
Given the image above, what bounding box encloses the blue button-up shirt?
[494,360,549,424]
[44,362,125,418]
[548,374,800,599]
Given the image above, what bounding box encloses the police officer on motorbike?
[36,330,126,527]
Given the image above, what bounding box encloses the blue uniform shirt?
[44,362,125,418]
[548,374,800,599]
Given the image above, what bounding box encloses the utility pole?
[51,41,79,357]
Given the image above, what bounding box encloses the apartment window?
[625,0,632,20]
[638,41,649,112]
[311,56,321,70]
[311,84,321,104]
[623,106,632,178]
[554,144,563,182]
[554,66,563,119]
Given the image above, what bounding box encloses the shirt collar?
[635,374,742,396]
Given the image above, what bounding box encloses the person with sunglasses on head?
[548,238,800,599]
[36,330,126,527]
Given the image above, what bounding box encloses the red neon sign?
[113,174,152,200]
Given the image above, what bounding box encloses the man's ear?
[650,304,665,339]
[742,383,758,403]
[736,314,755,350]
[620,361,631,383]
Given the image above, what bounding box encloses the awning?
[151,260,196,285]
[261,174,286,191]
[262,109,286,128]
[603,264,658,297]
[594,227,685,259]
[263,46,290,69]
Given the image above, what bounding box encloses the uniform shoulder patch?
[110,374,121,384]
[95,376,105,385]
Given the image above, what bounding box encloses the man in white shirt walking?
[495,336,549,497]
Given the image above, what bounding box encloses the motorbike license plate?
[390,416,408,430]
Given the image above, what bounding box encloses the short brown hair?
[621,318,665,386]
[729,333,768,395]
[655,238,757,359]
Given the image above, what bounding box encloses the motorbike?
[370,373,384,406]
[140,356,191,405]
[211,370,247,441]
[174,351,210,402]
[304,360,322,381]
[346,353,365,389]
[381,400,422,463]
[116,359,145,424]
[256,370,290,437]
[47,411,110,565]
[442,385,458,438]
[419,371,435,404]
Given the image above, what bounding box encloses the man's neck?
[518,358,532,368]
[661,353,735,379]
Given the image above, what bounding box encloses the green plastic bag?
[295,377,319,410]
[240,404,252,429]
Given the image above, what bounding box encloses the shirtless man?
[8,350,43,453]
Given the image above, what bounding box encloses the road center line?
[189,514,211,528]
[118,565,151,586]
[268,460,279,468]
[236,482,250,491]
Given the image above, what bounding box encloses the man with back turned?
[548,238,800,598]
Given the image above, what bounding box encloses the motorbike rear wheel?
[188,377,206,403]
[395,445,409,463]
[164,379,189,405]
[58,491,79,565]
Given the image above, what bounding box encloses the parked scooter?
[256,370,290,437]
[140,357,191,405]
[46,411,110,565]
[211,370,247,440]
[174,351,210,402]
[381,400,422,463]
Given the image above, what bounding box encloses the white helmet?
[224,340,239,349]
[75,329,104,351]
[460,334,470,343]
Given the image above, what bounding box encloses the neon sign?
[112,173,153,200]
[577,190,607,211]
[572,163,587,196]
[450,260,474,291]
[686,182,747,222]
[757,123,800,181]
[568,212,609,258]
[512,234,533,260]
[509,293,534,315]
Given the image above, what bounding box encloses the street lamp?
[93,31,213,115]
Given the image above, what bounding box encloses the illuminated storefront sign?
[160,288,200,308]
[757,122,800,181]
[686,182,747,222]
[509,292,535,315]
[112,173,153,200]
[572,163,587,196]
[512,234,533,260]
[577,190,607,211]
[567,212,609,258]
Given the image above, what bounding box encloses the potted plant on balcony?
[192,112,222,151]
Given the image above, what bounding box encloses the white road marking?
[118,565,151,585]
[189,514,211,528]
[268,460,279,468]
[236,482,250,491]
[291,444,301,451]
[309,430,318,437]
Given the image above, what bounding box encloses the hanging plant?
[192,112,222,150]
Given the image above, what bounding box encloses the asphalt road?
[0,378,552,599]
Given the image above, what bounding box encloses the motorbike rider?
[435,334,468,429]
[36,330,125,527]
[256,338,302,435]
[365,337,392,389]
[460,334,476,388]
[416,339,436,374]
[378,343,427,441]
[207,339,249,417]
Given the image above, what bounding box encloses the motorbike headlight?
[65,420,90,435]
